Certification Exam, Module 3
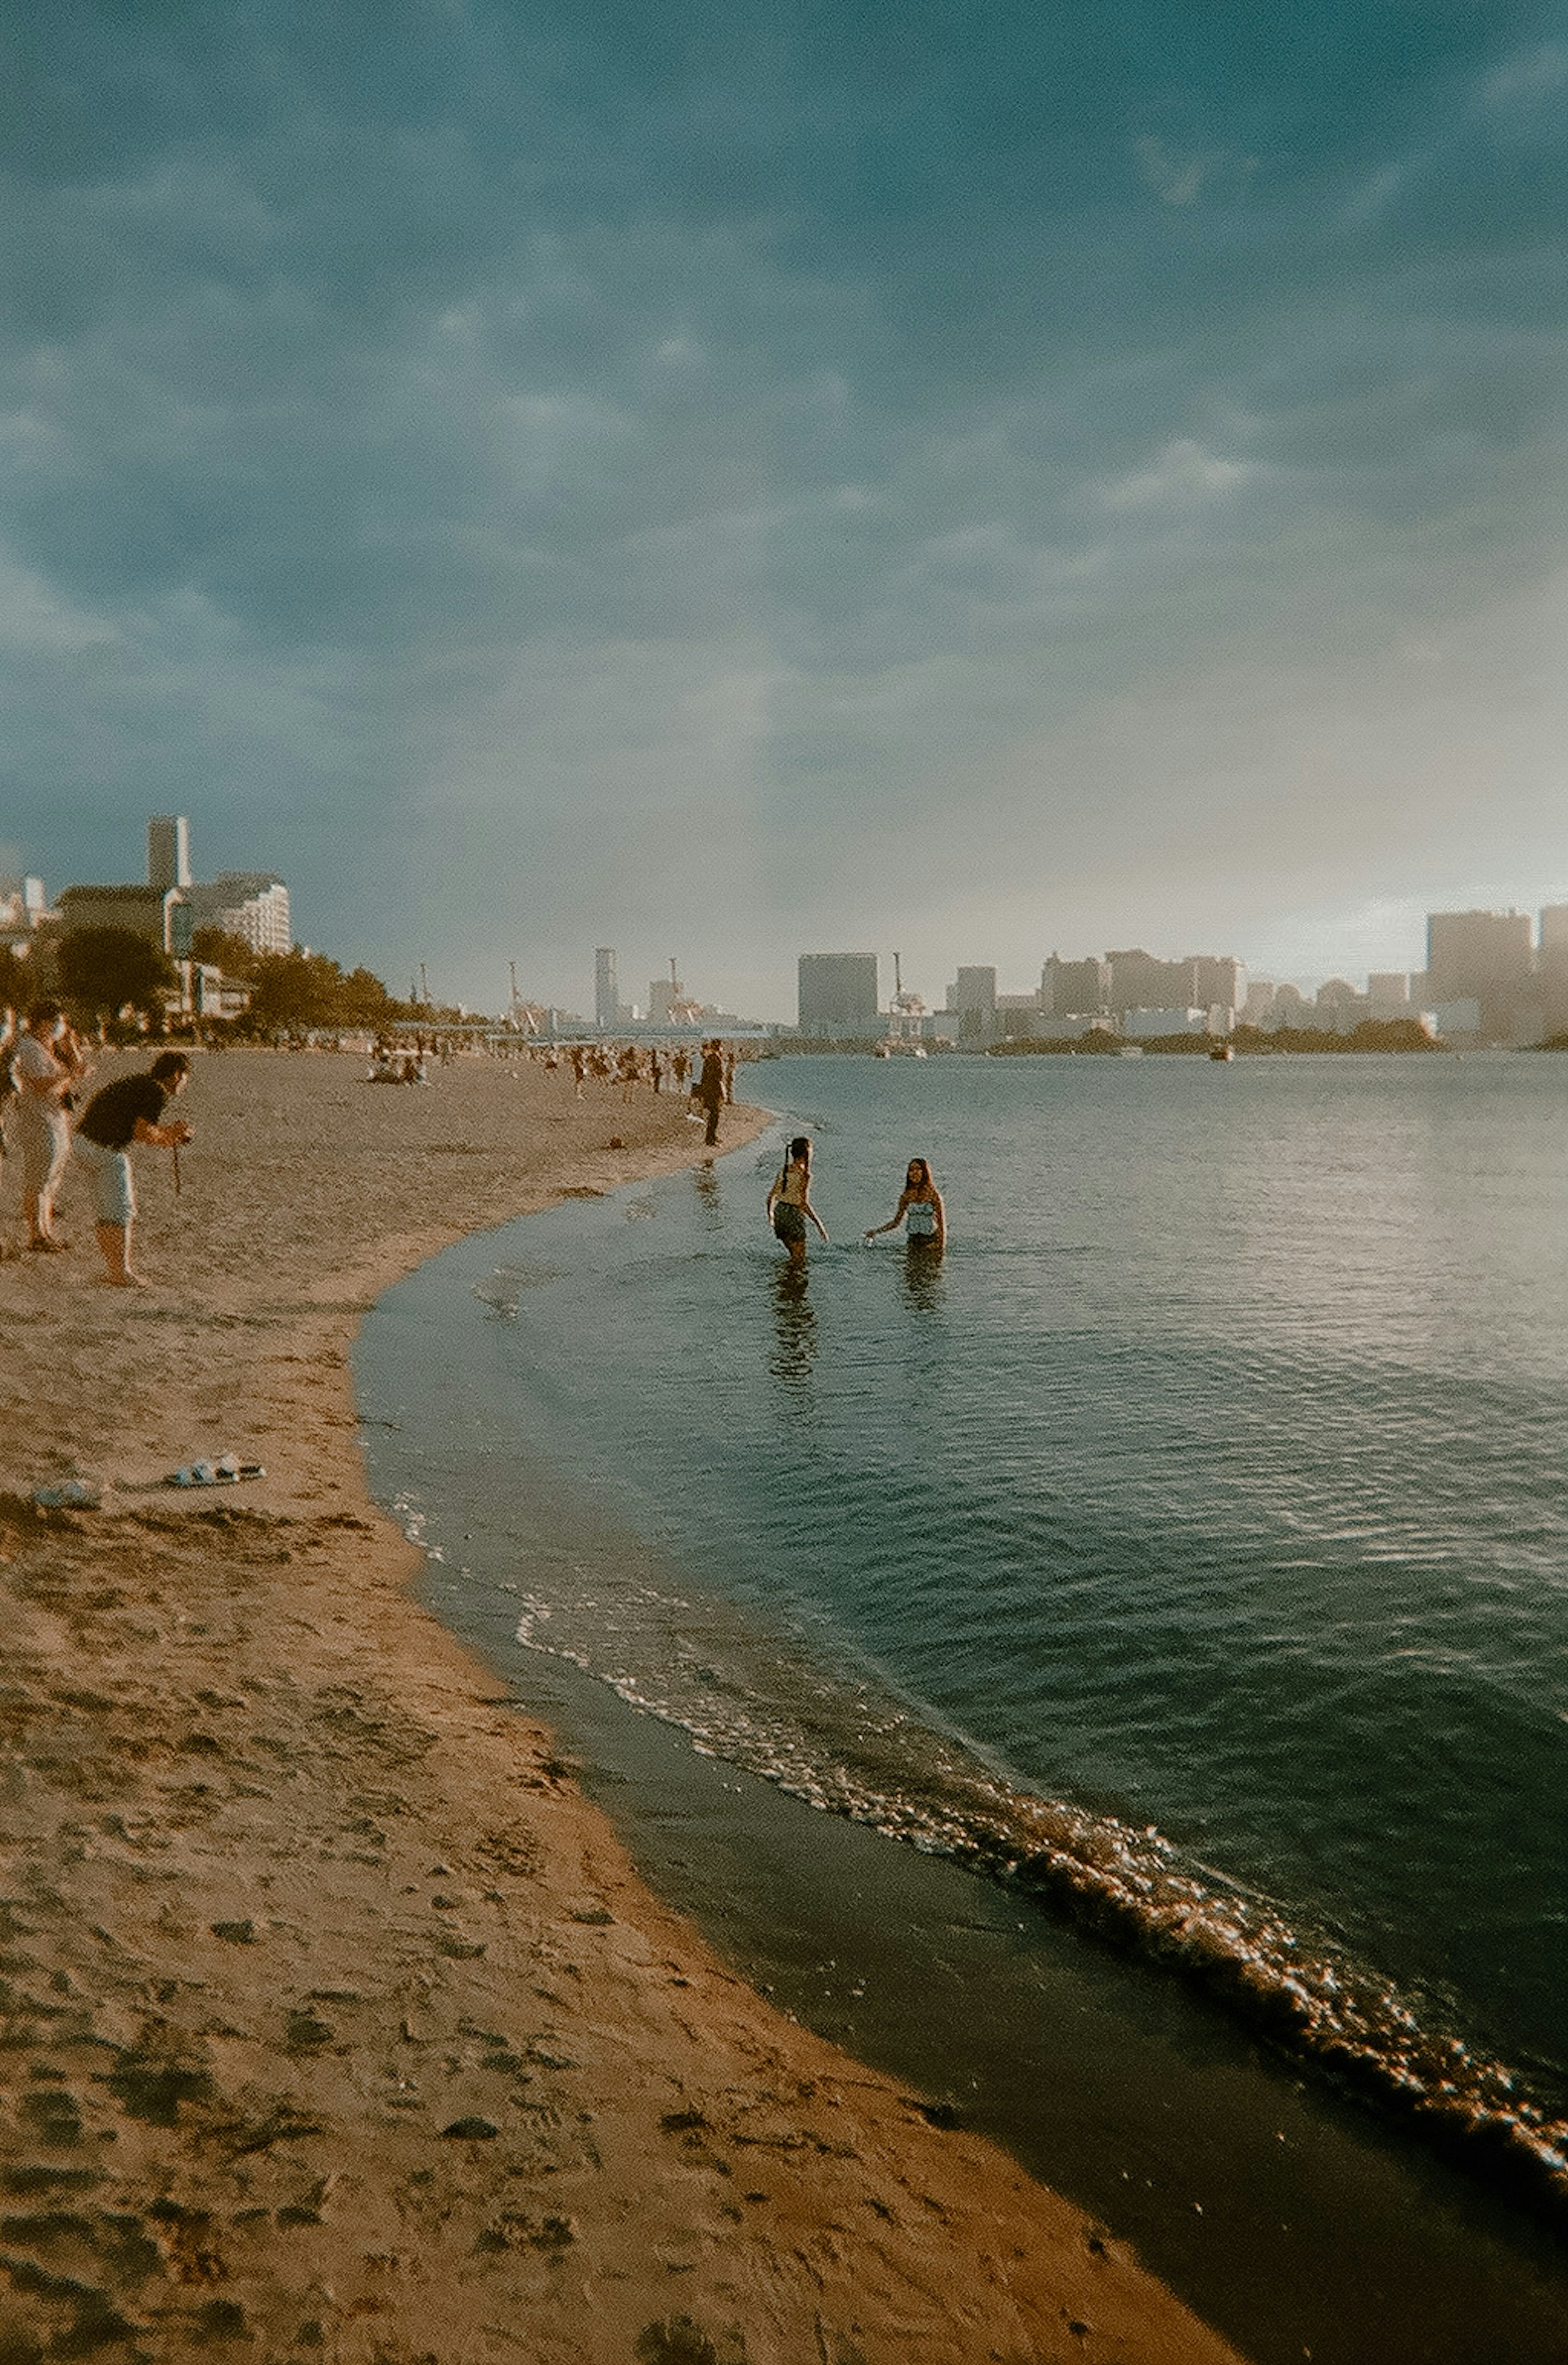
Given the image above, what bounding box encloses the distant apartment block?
[1104,948,1243,1014]
[1189,955,1243,1010]
[1123,1007,1213,1040]
[950,966,998,1041]
[798,953,878,1037]
[56,815,290,971]
[189,872,291,955]
[56,881,192,956]
[1422,909,1541,1042]
[1042,954,1109,1017]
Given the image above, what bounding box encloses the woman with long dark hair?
[766,1135,829,1266]
[864,1156,945,1250]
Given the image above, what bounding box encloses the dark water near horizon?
[356,1053,1568,2359]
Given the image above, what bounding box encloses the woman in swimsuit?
[766,1135,829,1266]
[864,1156,945,1251]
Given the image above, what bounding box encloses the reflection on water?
[692,1157,723,1227]
[899,1239,945,1314]
[767,1261,818,1406]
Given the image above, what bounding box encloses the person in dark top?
[73,1051,192,1287]
[696,1038,726,1147]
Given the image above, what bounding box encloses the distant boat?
[1118,1044,1144,1058]
[875,1038,927,1058]
[1208,1042,1234,1062]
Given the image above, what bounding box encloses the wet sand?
[0,1045,1243,2363]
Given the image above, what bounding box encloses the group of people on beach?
[766,1138,946,1267]
[0,1003,192,1285]
[544,1036,735,1144]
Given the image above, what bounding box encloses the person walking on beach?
[0,1006,16,1254]
[864,1157,946,1252]
[11,1002,88,1252]
[73,1050,193,1287]
[696,1037,726,1147]
[767,1135,829,1267]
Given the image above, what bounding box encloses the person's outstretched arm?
[864,1189,910,1241]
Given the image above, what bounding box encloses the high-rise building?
[147,815,192,894]
[188,871,291,955]
[1041,954,1109,1017]
[60,815,289,971]
[594,947,620,1030]
[797,953,878,1038]
[1188,955,1243,1011]
[1106,948,1189,1012]
[1537,908,1568,1033]
[1425,910,1532,1041]
[951,966,998,1041]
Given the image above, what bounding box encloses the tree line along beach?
[0,1045,1242,2365]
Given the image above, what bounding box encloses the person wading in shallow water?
[766,1135,829,1267]
[72,1051,193,1287]
[864,1156,946,1252]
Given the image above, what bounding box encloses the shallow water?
[357,1053,1568,2359]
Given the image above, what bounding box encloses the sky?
[2,0,1565,1019]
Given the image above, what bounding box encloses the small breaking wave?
[507,1566,1568,2228]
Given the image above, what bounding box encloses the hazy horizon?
[3,2,1564,1018]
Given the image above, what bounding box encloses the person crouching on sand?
[864,1156,945,1251]
[767,1135,828,1267]
[73,1051,193,1287]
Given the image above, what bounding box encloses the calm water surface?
[358,1053,1568,2351]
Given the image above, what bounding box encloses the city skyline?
[1,7,1564,1015]
[13,808,1568,1033]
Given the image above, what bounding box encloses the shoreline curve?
[0,1045,1243,2365]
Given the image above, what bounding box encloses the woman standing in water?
[766,1135,829,1266]
[864,1156,945,1251]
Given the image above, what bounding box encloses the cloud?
[1098,438,1254,512]
[0,0,1563,1009]
[1482,40,1568,112]
[1134,136,1245,209]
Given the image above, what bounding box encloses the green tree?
[0,944,31,1012]
[244,947,342,1034]
[189,924,262,982]
[338,964,399,1026]
[58,926,176,1022]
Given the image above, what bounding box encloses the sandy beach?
[0,1045,1243,2364]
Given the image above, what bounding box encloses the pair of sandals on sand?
[167,1453,265,1488]
[32,1455,266,1509]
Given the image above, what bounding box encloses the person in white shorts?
[11,1002,88,1252]
[73,1051,192,1287]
